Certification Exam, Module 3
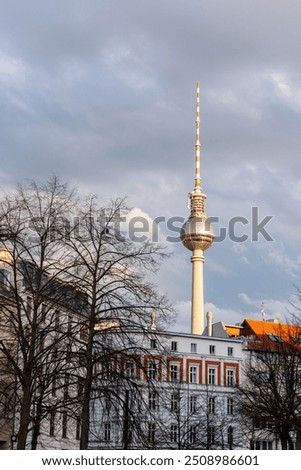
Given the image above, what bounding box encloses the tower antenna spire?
[181,82,214,335]
[194,81,201,191]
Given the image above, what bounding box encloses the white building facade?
[89,328,244,450]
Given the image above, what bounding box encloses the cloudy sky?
[1,0,301,331]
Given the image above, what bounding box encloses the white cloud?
[270,71,301,109]
[204,302,244,326]
[262,246,301,278]
[270,72,292,98]
[170,300,191,333]
[232,244,247,254]
[238,292,293,323]
[206,258,233,277]
[207,87,262,121]
[238,292,254,306]
[103,43,157,91]
[124,207,166,244]
[0,53,26,82]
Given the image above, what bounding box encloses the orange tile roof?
[225,325,242,337]
[240,318,301,349]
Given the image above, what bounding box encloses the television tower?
[181,82,214,335]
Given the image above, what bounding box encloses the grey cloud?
[1,0,301,330]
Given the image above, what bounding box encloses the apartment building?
[0,247,84,449]
[88,326,244,449]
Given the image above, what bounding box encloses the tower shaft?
[191,248,205,334]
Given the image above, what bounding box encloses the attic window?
[267,334,282,343]
[292,336,301,344]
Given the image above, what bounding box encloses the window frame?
[208,396,215,414]
[170,363,180,382]
[227,397,234,415]
[208,367,216,385]
[170,424,178,443]
[189,365,198,384]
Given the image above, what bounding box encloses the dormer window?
[267,334,282,343]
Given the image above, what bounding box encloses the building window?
[148,423,156,443]
[189,396,197,413]
[78,348,86,367]
[208,367,216,385]
[170,424,178,443]
[227,397,234,415]
[26,296,32,316]
[52,374,57,397]
[68,315,72,332]
[171,393,179,412]
[55,309,60,330]
[170,363,179,382]
[148,360,157,380]
[80,325,88,341]
[189,425,197,444]
[262,441,273,450]
[228,347,233,357]
[77,377,84,397]
[227,426,234,449]
[102,393,111,411]
[38,333,45,354]
[125,360,136,378]
[253,417,273,430]
[189,365,198,384]
[208,426,215,445]
[191,343,197,353]
[250,440,273,450]
[267,334,282,343]
[64,376,69,400]
[0,268,10,288]
[209,396,215,414]
[41,303,47,323]
[62,411,68,438]
[76,416,81,440]
[209,345,215,355]
[171,341,178,352]
[227,369,235,386]
[149,392,158,411]
[104,423,111,442]
[150,339,156,349]
[50,411,55,437]
[251,440,261,450]
[103,361,114,380]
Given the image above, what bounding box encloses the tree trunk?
[17,385,32,449]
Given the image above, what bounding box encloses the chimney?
[150,311,157,330]
[206,311,213,336]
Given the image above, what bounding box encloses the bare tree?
[238,321,301,449]
[0,180,172,450]
[56,195,172,449]
[0,176,80,449]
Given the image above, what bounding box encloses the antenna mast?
[194,81,201,192]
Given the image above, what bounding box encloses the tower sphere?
[181,214,214,251]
